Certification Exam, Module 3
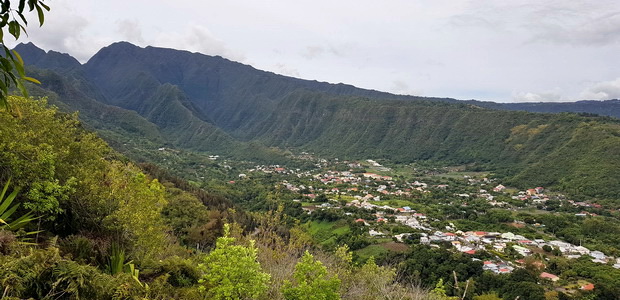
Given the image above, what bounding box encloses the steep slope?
[227,90,620,198]
[15,42,81,74]
[18,45,288,162]
[82,42,456,133]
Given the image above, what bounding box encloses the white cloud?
[301,46,325,59]
[301,45,345,60]
[273,63,300,77]
[389,80,423,96]
[8,2,108,62]
[7,0,619,102]
[580,78,620,100]
[116,20,145,45]
[512,90,563,102]
[153,25,245,62]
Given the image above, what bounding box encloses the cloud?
[116,19,145,45]
[389,80,422,96]
[301,46,324,59]
[512,90,563,102]
[580,78,620,100]
[13,3,107,62]
[529,10,620,46]
[273,63,300,77]
[448,1,620,47]
[153,25,245,62]
[301,45,344,60]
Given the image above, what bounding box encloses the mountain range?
[13,42,620,200]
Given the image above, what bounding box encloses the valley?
[1,41,620,299]
[142,144,620,298]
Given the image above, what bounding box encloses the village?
[240,158,619,291]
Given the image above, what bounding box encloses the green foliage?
[398,244,483,290]
[198,224,270,299]
[161,185,210,245]
[473,292,502,300]
[107,244,127,275]
[0,178,35,231]
[430,279,458,300]
[0,96,112,228]
[103,162,169,264]
[0,247,147,299]
[282,250,341,300]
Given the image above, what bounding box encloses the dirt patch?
[507,222,525,228]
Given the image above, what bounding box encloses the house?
[443,233,457,241]
[574,246,590,255]
[535,187,544,194]
[395,233,412,242]
[518,240,535,246]
[413,213,427,219]
[501,232,517,240]
[580,283,595,291]
[369,230,385,237]
[513,245,531,256]
[540,272,559,282]
[590,251,607,261]
[493,184,506,192]
[526,189,537,196]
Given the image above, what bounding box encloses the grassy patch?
[355,244,389,261]
[305,220,351,248]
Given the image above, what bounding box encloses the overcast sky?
[10,0,620,102]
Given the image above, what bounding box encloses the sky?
[9,0,620,102]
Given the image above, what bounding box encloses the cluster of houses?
[482,260,515,274]
[248,159,620,283]
[277,169,436,201]
[248,165,298,175]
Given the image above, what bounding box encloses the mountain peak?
[15,42,81,72]
[14,42,47,63]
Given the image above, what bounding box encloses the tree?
[430,279,458,300]
[198,224,270,300]
[0,0,50,109]
[282,250,341,300]
[103,162,169,264]
[473,293,502,300]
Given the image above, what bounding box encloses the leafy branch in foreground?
[0,0,49,110]
[0,178,36,231]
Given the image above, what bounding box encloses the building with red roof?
[539,272,559,282]
[581,283,595,291]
